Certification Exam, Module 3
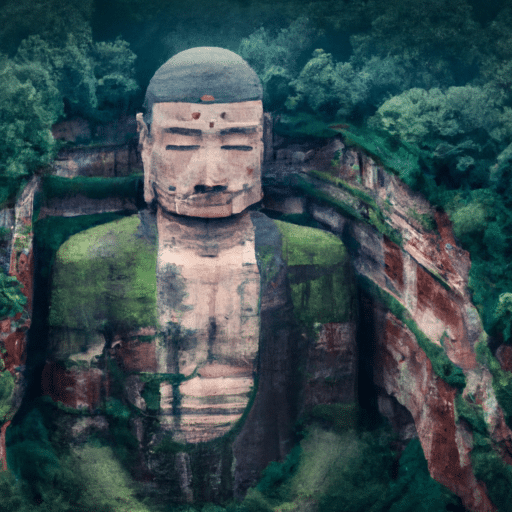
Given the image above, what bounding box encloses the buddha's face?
[138,100,263,218]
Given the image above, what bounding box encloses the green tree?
[493,293,512,344]
[14,34,138,122]
[0,0,94,55]
[285,49,368,119]
[370,85,509,188]
[350,0,484,85]
[238,17,318,110]
[0,54,61,205]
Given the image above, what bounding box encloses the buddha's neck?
[156,206,254,257]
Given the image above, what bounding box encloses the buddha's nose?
[188,143,226,193]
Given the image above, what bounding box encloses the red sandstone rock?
[41,362,104,412]
[0,421,10,471]
[302,322,357,409]
[496,345,512,373]
[384,237,404,292]
[375,313,495,511]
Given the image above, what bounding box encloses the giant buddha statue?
[41,47,355,503]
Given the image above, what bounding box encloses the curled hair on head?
[143,47,263,123]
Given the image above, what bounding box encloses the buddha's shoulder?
[54,211,157,266]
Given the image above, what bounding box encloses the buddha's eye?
[221,145,253,151]
[166,145,200,151]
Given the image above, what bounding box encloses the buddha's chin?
[156,187,262,218]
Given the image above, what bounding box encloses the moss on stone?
[359,275,466,390]
[307,403,358,432]
[292,173,365,223]
[274,219,346,267]
[292,173,402,246]
[407,208,436,232]
[256,244,281,283]
[309,170,380,210]
[274,219,354,325]
[49,215,157,344]
[454,392,488,435]
[105,398,131,420]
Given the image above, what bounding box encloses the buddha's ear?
[137,113,155,204]
[136,113,149,146]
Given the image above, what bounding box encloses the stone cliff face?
[263,135,509,511]
[0,177,37,470]
[1,118,511,510]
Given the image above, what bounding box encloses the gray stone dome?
[144,47,263,122]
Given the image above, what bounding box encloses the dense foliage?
[4,401,461,512]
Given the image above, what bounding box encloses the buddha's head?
[137,47,264,218]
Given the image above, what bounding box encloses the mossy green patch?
[454,392,488,435]
[307,403,358,432]
[291,173,403,246]
[329,124,427,190]
[471,431,512,511]
[274,219,347,267]
[105,398,131,420]
[49,215,157,339]
[407,208,436,232]
[291,173,365,223]
[34,212,127,281]
[255,244,281,284]
[274,219,354,325]
[309,169,380,210]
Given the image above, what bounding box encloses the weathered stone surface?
[262,136,508,510]
[113,328,158,373]
[154,209,260,443]
[37,194,138,219]
[52,116,138,145]
[374,311,495,511]
[41,363,105,411]
[8,121,504,511]
[302,322,357,408]
[52,118,92,142]
[39,205,355,504]
[53,144,141,178]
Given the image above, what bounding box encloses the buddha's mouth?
[182,188,232,207]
